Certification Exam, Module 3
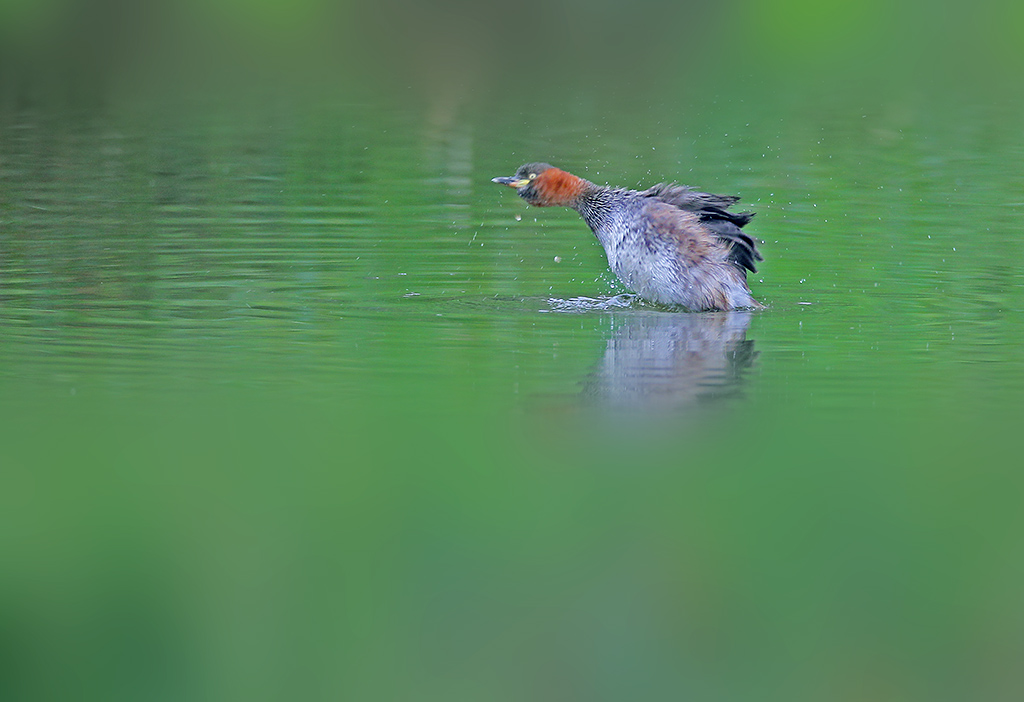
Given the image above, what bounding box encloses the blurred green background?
[2,1,1024,700]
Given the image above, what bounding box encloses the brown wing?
[643,200,717,266]
[642,183,762,274]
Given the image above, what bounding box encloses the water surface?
[3,95,1024,699]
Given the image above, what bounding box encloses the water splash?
[545,294,638,313]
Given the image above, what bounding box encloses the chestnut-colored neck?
[533,168,594,207]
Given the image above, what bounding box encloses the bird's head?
[492,163,589,207]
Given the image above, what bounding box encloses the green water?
[3,92,1024,700]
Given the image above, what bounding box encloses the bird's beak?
[492,176,529,188]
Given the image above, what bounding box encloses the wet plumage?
[492,163,763,311]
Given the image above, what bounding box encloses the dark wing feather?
[642,183,763,274]
[641,182,741,210]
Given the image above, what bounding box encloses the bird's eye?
[528,173,537,179]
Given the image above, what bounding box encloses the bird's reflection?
[581,311,757,412]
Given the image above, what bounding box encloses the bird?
[492,163,763,311]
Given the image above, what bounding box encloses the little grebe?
[493,163,763,311]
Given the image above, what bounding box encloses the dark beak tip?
[492,176,515,186]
